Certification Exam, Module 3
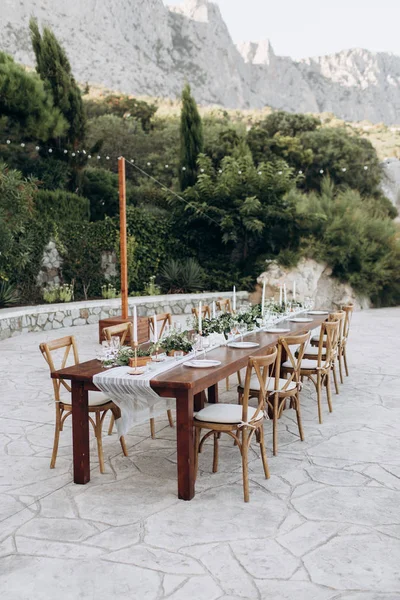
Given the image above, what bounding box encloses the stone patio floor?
[0,307,400,599]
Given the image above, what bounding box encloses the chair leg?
[259,425,270,480]
[95,412,105,474]
[119,436,128,457]
[194,427,201,480]
[317,373,323,424]
[273,393,279,456]
[213,432,219,473]
[50,406,62,469]
[332,362,340,395]
[167,409,174,428]
[338,349,345,384]
[241,427,250,502]
[225,376,230,391]
[343,347,350,377]
[295,392,305,441]
[150,418,155,439]
[108,414,115,436]
[326,371,333,413]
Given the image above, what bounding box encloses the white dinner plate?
[227,341,260,349]
[266,328,291,334]
[185,360,222,368]
[308,310,329,315]
[290,317,313,323]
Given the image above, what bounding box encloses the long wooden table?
[53,314,326,500]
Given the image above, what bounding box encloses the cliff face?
[1,0,400,124]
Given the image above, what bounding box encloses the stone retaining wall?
[0,292,249,341]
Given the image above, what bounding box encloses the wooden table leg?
[71,380,90,484]
[208,384,219,404]
[194,391,206,412]
[175,388,195,501]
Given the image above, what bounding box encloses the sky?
[163,0,400,59]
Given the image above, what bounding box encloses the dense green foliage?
[0,22,398,307]
[179,84,204,190]
[0,52,66,141]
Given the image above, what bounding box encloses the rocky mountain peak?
[0,0,399,124]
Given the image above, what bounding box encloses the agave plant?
[160,258,204,294]
[0,281,20,308]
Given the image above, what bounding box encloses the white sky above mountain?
[164,0,400,59]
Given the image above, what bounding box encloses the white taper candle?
[293,281,296,301]
[233,286,236,312]
[198,301,202,334]
[284,283,287,305]
[133,306,138,344]
[279,285,283,306]
[212,301,216,319]
[153,315,158,342]
[261,280,266,316]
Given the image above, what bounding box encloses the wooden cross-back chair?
[216,298,232,314]
[238,332,310,456]
[39,335,128,473]
[194,347,278,502]
[191,305,211,320]
[341,304,354,377]
[103,321,132,346]
[282,320,340,424]
[308,311,345,393]
[149,312,172,340]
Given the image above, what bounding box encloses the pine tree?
[0,51,66,140]
[179,83,204,191]
[30,18,86,148]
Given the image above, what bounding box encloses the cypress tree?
[29,18,86,148]
[179,83,204,191]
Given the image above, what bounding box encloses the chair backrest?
[275,331,311,392]
[341,304,354,341]
[39,336,79,401]
[241,347,278,425]
[149,313,172,339]
[317,320,340,369]
[216,298,232,314]
[191,305,211,320]
[328,311,345,351]
[103,321,132,346]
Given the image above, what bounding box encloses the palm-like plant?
[160,258,204,294]
[0,281,20,308]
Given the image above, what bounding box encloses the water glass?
[174,350,184,361]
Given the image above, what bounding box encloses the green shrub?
[82,168,119,221]
[34,189,90,223]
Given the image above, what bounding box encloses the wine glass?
[238,322,247,342]
[202,336,210,359]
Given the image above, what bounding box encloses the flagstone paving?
[0,307,399,599]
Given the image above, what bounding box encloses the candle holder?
[128,343,150,374]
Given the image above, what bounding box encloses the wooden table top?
[53,314,326,394]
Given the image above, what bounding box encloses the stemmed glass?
[238,322,247,343]
[201,336,210,359]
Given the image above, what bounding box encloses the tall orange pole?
[118,157,128,319]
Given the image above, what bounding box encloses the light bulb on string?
[238,170,242,175]
[35,146,40,151]
[88,155,91,159]
[147,162,151,166]
[48,149,53,153]
[106,156,110,160]
[6,140,10,144]
[64,149,68,154]
[278,171,282,175]
[342,168,347,172]
[258,171,262,175]
[364,166,368,170]
[319,169,324,174]
[182,166,186,171]
[97,156,101,160]
[20,143,25,148]
[71,152,76,157]
[298,170,303,175]
[165,164,169,168]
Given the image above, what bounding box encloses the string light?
[0,139,377,176]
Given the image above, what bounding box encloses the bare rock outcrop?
[256,258,370,310]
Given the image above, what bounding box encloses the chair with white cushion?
[194,347,278,502]
[282,320,340,424]
[40,335,128,473]
[238,331,310,456]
